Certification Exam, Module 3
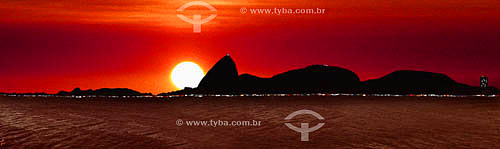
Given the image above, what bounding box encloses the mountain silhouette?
[234,65,360,93]
[57,88,149,96]
[361,70,474,94]
[197,54,238,92]
[237,74,269,92]
[166,55,498,95]
[269,65,360,92]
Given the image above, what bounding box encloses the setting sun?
[171,62,205,89]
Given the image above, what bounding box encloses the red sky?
[1,0,499,94]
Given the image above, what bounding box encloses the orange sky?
[3,0,498,27]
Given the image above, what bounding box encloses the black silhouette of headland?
[361,70,491,94]
[56,88,152,96]
[1,55,497,96]
[165,55,498,95]
[2,88,154,97]
[197,55,239,91]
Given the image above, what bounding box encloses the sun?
[171,61,205,90]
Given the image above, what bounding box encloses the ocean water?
[1,96,500,148]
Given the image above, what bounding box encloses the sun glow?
[171,62,204,90]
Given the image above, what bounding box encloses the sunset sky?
[1,0,499,94]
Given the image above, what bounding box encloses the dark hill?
[237,74,270,92]
[268,65,360,93]
[362,70,477,94]
[57,88,146,96]
[197,55,238,91]
[235,65,360,93]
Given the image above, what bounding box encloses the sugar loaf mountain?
[165,55,498,95]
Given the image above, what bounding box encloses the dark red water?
[1,96,500,148]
